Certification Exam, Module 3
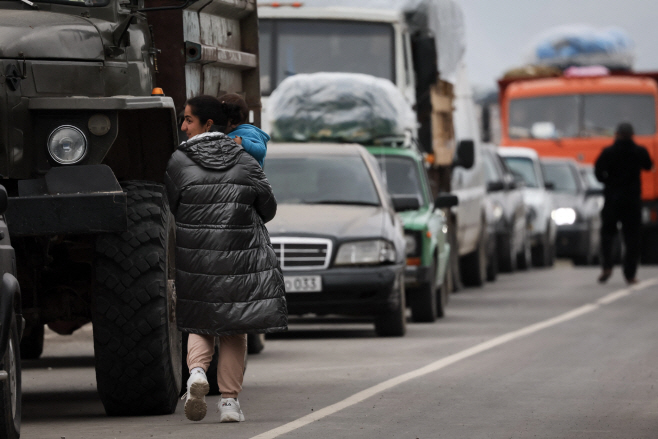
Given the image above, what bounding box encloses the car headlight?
[552,207,577,226]
[404,233,419,256]
[335,240,397,266]
[492,203,504,220]
[48,126,87,164]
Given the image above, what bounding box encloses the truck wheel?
[461,227,487,287]
[94,182,181,416]
[410,260,437,323]
[19,323,43,360]
[375,278,406,337]
[0,311,21,439]
[247,333,265,355]
[486,236,498,282]
[531,232,551,268]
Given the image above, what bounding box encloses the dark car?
[265,143,407,336]
[542,158,602,265]
[482,146,530,274]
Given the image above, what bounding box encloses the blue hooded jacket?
[228,124,270,167]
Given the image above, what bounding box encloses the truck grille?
[270,238,332,271]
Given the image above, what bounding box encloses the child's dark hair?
[185,95,222,126]
[220,93,250,125]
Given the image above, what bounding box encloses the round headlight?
[48,126,87,164]
[404,234,417,256]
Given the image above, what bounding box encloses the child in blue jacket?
[219,94,269,167]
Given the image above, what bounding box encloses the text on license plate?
[284,276,322,293]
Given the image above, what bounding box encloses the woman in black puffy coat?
[165,95,287,423]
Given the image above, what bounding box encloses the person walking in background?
[165,95,287,423]
[219,93,270,167]
[595,122,653,284]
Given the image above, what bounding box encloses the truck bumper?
[6,165,127,236]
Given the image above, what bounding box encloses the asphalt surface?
[21,262,658,439]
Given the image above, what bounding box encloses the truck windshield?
[509,93,656,139]
[265,156,381,206]
[501,157,539,188]
[375,156,427,207]
[542,163,579,194]
[259,19,395,95]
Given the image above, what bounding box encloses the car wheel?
[461,225,487,287]
[437,259,451,319]
[531,231,552,268]
[94,182,182,415]
[19,323,43,360]
[498,232,517,273]
[410,259,438,323]
[0,310,21,439]
[517,230,532,270]
[374,277,406,337]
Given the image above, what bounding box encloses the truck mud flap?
[6,165,127,237]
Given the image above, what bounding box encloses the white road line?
[249,278,658,439]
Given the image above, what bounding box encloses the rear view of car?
[265,143,407,336]
[542,158,602,265]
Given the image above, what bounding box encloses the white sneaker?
[183,370,209,421]
[219,398,245,423]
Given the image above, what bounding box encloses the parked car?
[498,147,557,267]
[482,145,531,273]
[541,158,602,265]
[365,146,458,322]
[264,143,408,336]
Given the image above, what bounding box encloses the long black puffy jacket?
[164,132,287,336]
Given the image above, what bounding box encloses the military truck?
[0,0,261,417]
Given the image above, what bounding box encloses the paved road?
[22,263,658,439]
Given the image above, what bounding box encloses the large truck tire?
[94,182,181,416]
[0,311,21,439]
[19,323,43,360]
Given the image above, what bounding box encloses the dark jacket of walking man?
[595,122,653,284]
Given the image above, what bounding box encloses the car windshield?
[259,19,395,95]
[542,163,579,194]
[265,156,381,206]
[508,93,656,139]
[583,94,656,137]
[375,156,427,206]
[501,157,539,188]
[580,167,604,189]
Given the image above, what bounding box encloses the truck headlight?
[48,126,87,164]
[404,233,418,256]
[552,207,577,226]
[335,240,396,266]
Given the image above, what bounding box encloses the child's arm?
[240,137,267,163]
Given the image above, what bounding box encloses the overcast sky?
[459,0,658,89]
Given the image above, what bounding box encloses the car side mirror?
[453,140,475,169]
[585,187,603,197]
[392,196,421,212]
[545,181,555,190]
[487,181,505,192]
[435,193,459,208]
[0,186,7,215]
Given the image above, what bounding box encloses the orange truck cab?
[499,71,658,262]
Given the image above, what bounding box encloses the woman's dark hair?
[220,93,250,125]
[185,95,222,126]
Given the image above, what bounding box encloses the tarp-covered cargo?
[268,72,416,144]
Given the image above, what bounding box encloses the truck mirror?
[453,140,475,169]
[435,193,458,208]
[0,186,7,215]
[392,196,421,212]
[411,32,438,94]
[531,122,559,140]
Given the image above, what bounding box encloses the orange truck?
[498,69,658,262]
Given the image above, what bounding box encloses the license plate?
[284,276,322,293]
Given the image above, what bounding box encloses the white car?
[498,147,557,267]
